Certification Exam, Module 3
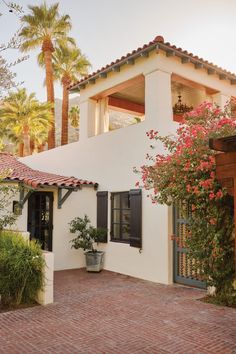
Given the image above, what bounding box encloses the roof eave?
[69,40,236,93]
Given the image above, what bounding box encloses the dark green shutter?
[97,191,108,242]
[129,189,142,248]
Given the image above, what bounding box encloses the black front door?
[27,192,53,251]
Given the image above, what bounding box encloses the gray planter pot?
[85,251,105,272]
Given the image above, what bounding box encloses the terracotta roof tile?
[69,35,236,91]
[0,153,97,189]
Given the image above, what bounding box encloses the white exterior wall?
[21,50,236,284]
[15,187,96,271]
[53,188,96,270]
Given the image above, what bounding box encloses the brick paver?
[0,269,236,353]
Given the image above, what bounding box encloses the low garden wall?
[37,251,54,305]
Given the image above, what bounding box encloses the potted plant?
[69,214,107,272]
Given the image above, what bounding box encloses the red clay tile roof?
[69,35,236,91]
[0,153,96,189]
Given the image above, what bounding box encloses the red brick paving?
[0,269,236,353]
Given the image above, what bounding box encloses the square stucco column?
[37,251,54,305]
[145,69,174,135]
[79,99,97,141]
[144,69,174,284]
[212,92,230,109]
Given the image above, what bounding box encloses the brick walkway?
[0,269,236,353]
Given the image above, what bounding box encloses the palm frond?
[20,2,72,53]
[0,88,53,146]
[51,44,91,85]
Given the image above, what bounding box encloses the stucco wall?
[15,188,95,271]
[21,50,236,284]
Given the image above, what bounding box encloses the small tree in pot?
[69,215,107,272]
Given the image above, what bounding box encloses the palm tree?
[0,88,52,156]
[69,105,80,128]
[50,45,90,145]
[19,2,75,149]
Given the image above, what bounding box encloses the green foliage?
[52,44,90,83]
[0,182,18,230]
[38,44,90,84]
[19,2,75,52]
[0,231,44,307]
[0,88,53,155]
[69,214,106,252]
[69,105,80,128]
[187,197,236,305]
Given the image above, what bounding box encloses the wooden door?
[27,192,53,251]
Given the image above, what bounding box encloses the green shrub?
[69,214,107,252]
[0,231,45,307]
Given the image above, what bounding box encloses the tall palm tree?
[19,2,75,149]
[51,45,90,145]
[0,88,52,156]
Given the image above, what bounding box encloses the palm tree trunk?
[18,143,24,157]
[23,125,30,156]
[38,143,45,153]
[30,139,35,154]
[61,77,70,145]
[43,40,55,150]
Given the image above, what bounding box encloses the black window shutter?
[97,191,108,243]
[129,189,142,248]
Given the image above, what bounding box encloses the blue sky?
[1,0,236,101]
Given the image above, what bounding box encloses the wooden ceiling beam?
[108,96,145,116]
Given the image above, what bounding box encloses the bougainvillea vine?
[136,102,236,305]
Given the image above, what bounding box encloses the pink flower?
[209,192,215,200]
[186,185,191,192]
[209,218,217,225]
[146,130,158,139]
[215,189,223,199]
[199,179,213,189]
[210,171,215,179]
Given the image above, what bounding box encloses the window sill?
[110,239,130,244]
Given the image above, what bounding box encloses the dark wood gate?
[210,135,236,280]
[27,192,53,251]
[173,204,206,288]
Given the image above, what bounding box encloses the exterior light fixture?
[173,93,193,115]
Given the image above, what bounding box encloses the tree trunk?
[23,125,30,156]
[18,143,24,157]
[30,139,35,154]
[42,40,55,150]
[61,76,70,146]
[38,143,45,153]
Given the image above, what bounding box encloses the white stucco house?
[6,35,236,288]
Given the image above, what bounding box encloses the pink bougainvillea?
[138,102,236,208]
[136,102,236,303]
